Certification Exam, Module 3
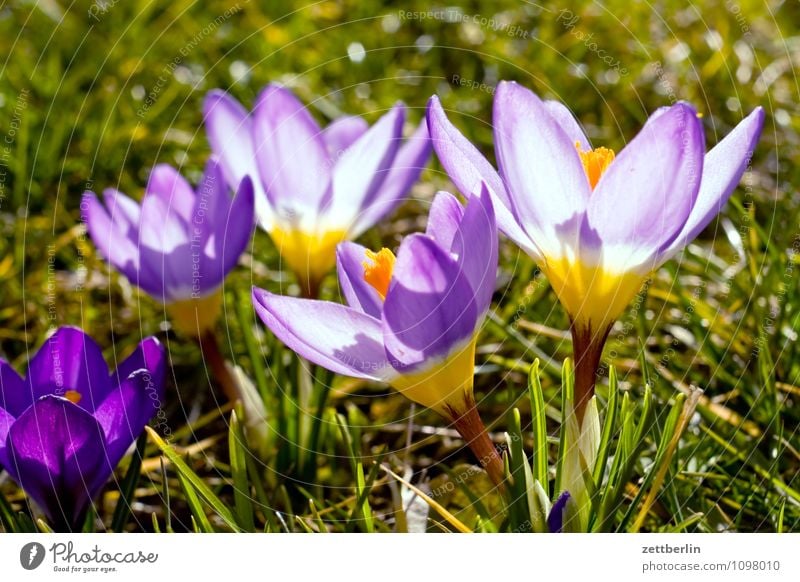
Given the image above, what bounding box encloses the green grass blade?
[593,366,619,486]
[0,488,19,533]
[111,432,147,532]
[176,472,214,533]
[439,464,496,531]
[506,407,531,531]
[554,358,574,496]
[381,464,472,533]
[234,289,272,410]
[146,427,241,532]
[160,457,172,533]
[527,359,549,487]
[229,410,256,532]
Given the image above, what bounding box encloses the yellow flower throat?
[270,227,347,296]
[541,143,645,330]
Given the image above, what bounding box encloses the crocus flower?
[0,327,165,531]
[252,186,503,484]
[427,82,764,417]
[82,160,255,336]
[547,491,572,533]
[205,84,432,297]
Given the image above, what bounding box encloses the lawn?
[0,0,797,533]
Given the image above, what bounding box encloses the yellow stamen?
[64,390,82,404]
[576,142,615,190]
[362,248,396,300]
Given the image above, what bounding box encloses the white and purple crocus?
[82,161,255,335]
[252,186,504,484]
[0,327,165,531]
[205,83,432,297]
[427,81,764,417]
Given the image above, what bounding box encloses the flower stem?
[449,396,505,489]
[570,322,610,423]
[197,330,240,403]
[301,275,322,300]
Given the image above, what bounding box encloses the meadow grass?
[0,0,797,532]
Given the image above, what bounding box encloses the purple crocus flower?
[427,81,764,416]
[547,491,572,533]
[82,160,255,335]
[0,327,166,531]
[253,186,504,485]
[205,83,432,297]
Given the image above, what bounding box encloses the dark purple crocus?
[547,491,572,533]
[0,327,165,531]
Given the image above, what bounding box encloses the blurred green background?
[0,0,798,532]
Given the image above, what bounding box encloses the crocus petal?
[82,192,140,284]
[102,188,141,233]
[252,84,331,217]
[219,176,256,275]
[26,327,111,412]
[0,405,13,467]
[450,185,497,316]
[322,115,369,156]
[139,193,191,254]
[382,234,478,371]
[192,158,231,245]
[0,360,32,417]
[425,190,464,250]
[350,120,432,237]
[494,81,591,258]
[661,107,765,261]
[427,96,507,206]
[426,95,537,257]
[113,337,166,388]
[194,168,255,295]
[196,157,230,210]
[336,242,384,319]
[139,246,196,302]
[326,103,405,230]
[643,106,671,127]
[547,491,571,533]
[94,370,158,470]
[139,194,194,300]
[587,102,705,272]
[203,89,272,230]
[146,164,196,224]
[543,100,591,150]
[252,288,392,381]
[5,396,109,528]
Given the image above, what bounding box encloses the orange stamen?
[363,248,396,300]
[64,390,82,404]
[576,141,615,190]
